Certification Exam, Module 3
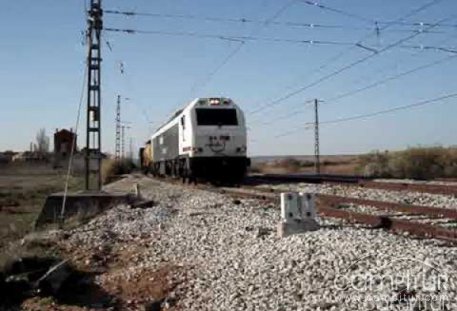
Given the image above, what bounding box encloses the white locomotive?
[140,97,250,182]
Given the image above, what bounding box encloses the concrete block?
[280,192,317,222]
[35,192,130,229]
[278,192,319,238]
[277,219,320,238]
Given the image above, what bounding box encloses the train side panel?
[152,123,179,175]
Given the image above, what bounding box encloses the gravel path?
[61,176,457,310]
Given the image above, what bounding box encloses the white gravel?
[374,178,457,187]
[261,182,457,209]
[62,176,457,310]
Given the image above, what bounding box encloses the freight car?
[141,97,250,182]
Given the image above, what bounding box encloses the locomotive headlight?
[236,145,247,153]
[209,98,220,105]
[192,147,203,153]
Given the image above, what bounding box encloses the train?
[140,97,250,183]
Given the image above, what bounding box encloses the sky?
[0,0,456,156]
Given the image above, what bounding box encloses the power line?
[255,31,457,127]
[104,8,454,32]
[248,12,454,115]
[60,60,87,223]
[167,0,295,114]
[104,27,456,53]
[191,0,295,95]
[261,53,457,127]
[325,53,457,104]
[187,42,246,98]
[257,100,314,126]
[321,92,457,125]
[301,0,448,27]
[274,92,457,138]
[248,0,447,115]
[301,0,376,24]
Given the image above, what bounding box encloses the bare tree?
[35,128,50,153]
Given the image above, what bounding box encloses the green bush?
[357,147,457,179]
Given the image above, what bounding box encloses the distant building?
[12,151,45,162]
[0,154,9,163]
[0,150,17,163]
[54,128,77,157]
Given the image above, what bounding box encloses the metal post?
[129,137,133,159]
[120,124,131,159]
[115,95,121,160]
[85,0,103,191]
[314,99,320,175]
[121,125,125,159]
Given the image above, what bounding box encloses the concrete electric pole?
[115,95,121,160]
[85,0,103,191]
[313,99,320,175]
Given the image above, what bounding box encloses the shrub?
[357,151,391,177]
[358,147,457,179]
[102,159,135,184]
[276,158,302,172]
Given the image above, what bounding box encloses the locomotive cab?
[150,97,250,183]
[183,98,249,181]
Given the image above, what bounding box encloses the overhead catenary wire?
[325,53,457,104]
[104,8,454,32]
[301,0,449,27]
[248,10,455,115]
[186,41,246,99]
[301,0,377,24]
[60,64,87,223]
[189,0,296,95]
[274,92,457,138]
[260,53,457,126]
[166,0,295,114]
[255,29,457,128]
[246,0,447,116]
[257,99,315,126]
[60,1,91,222]
[103,28,457,54]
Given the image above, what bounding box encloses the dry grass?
[0,163,84,264]
[358,147,457,179]
[250,156,358,175]
[101,159,136,184]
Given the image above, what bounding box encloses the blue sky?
[0,0,456,156]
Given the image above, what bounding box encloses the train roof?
[154,97,235,133]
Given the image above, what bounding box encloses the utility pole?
[129,137,133,159]
[121,124,131,159]
[313,99,320,175]
[121,125,125,159]
[115,95,121,161]
[85,0,103,191]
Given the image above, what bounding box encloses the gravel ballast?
[262,182,457,209]
[61,176,457,310]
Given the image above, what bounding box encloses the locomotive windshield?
[196,108,238,126]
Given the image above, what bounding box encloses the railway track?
[248,174,457,196]
[216,185,457,244]
[139,174,457,244]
